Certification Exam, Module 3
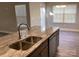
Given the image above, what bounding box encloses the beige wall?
[29,2,41,27]
[0,3,30,32]
[0,3,17,32]
[46,2,79,30]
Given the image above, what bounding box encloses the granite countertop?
[0,26,59,57]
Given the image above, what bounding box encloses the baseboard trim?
[60,28,79,32]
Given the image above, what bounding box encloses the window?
[53,4,77,23]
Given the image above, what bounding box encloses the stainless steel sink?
[0,32,9,37]
[23,36,42,44]
[9,36,42,50]
[9,41,32,50]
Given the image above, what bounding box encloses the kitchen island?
[0,26,59,57]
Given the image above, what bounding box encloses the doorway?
[15,4,27,26]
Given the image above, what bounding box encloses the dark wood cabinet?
[40,47,48,57]
[28,40,48,57]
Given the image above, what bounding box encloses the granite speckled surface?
[0,26,59,57]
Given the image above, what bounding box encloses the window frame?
[52,4,77,24]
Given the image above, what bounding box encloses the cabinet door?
[39,40,48,57]
[28,40,48,57]
[40,47,48,57]
[49,36,57,57]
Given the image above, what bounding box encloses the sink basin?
[23,36,42,44]
[9,41,33,50]
[9,36,42,50]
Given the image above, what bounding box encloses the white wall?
[29,2,41,27]
[29,2,52,29]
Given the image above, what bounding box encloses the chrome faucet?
[18,23,30,39]
[17,23,30,50]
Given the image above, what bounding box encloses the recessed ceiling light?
[56,5,66,8]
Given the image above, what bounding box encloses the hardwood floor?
[56,30,79,57]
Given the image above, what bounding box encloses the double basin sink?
[9,36,42,50]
